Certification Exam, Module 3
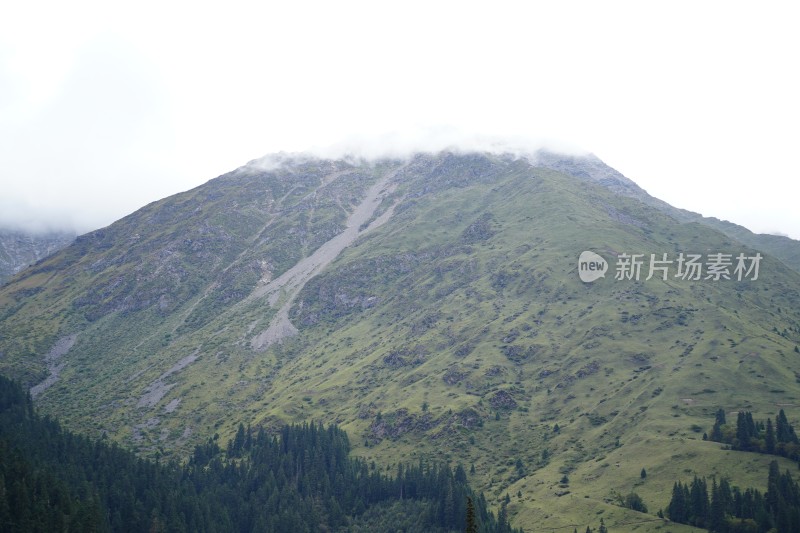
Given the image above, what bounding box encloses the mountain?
[0,228,75,286]
[1,150,799,532]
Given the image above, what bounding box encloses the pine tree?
[689,476,709,527]
[640,467,647,479]
[736,412,751,450]
[497,501,509,531]
[625,492,647,513]
[443,484,456,527]
[745,412,757,448]
[766,460,781,515]
[766,418,776,454]
[515,458,525,477]
[455,464,468,483]
[228,423,246,457]
[668,482,688,523]
[465,496,478,533]
[710,478,726,532]
[776,409,797,444]
[710,409,726,442]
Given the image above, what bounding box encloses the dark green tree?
[625,492,648,513]
[710,408,727,442]
[465,496,478,533]
[766,418,776,454]
[689,476,709,527]
[668,482,688,523]
[776,409,797,444]
[497,501,509,531]
[709,478,726,532]
[737,412,752,450]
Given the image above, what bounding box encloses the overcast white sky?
[1,1,798,238]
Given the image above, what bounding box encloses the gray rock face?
[29,334,78,399]
[0,229,75,285]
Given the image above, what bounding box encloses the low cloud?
[245,127,588,171]
[0,197,78,235]
[764,230,791,238]
[309,127,588,161]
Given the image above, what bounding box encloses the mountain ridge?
[534,150,800,272]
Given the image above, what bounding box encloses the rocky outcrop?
[29,334,78,399]
[368,408,439,441]
[0,229,74,285]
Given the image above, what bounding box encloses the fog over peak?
[0,197,80,236]
[244,130,589,172]
[2,2,797,240]
[309,130,589,162]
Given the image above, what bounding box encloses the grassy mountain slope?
[1,151,799,531]
[535,150,800,273]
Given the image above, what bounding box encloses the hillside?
[534,150,800,273]
[1,151,799,531]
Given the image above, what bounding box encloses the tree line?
[708,408,799,460]
[0,374,521,532]
[667,461,800,532]
[663,408,800,532]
